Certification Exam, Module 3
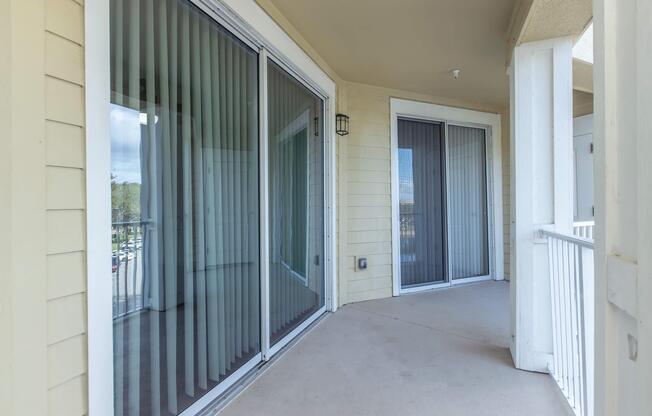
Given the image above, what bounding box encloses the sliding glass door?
[267,60,325,346]
[447,125,490,280]
[110,0,260,414]
[396,119,491,292]
[109,1,329,414]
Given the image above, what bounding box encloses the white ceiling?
[266,0,517,108]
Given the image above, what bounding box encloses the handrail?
[539,229,594,249]
[572,220,594,227]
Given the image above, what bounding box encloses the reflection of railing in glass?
[112,221,145,319]
[399,212,419,264]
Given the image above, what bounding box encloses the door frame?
[390,98,504,296]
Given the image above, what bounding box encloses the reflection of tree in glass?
[111,173,141,223]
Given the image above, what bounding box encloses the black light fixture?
[336,113,350,136]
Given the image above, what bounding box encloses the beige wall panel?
[348,277,393,293]
[48,375,87,416]
[47,210,85,254]
[346,264,393,277]
[348,182,391,195]
[46,121,85,168]
[347,206,390,220]
[348,218,392,232]
[44,0,88,411]
[347,170,389,185]
[350,121,391,138]
[347,145,389,160]
[47,251,86,300]
[46,0,84,44]
[346,134,391,149]
[347,288,393,304]
[46,77,84,126]
[1,0,49,414]
[347,230,392,244]
[345,253,392,266]
[47,334,87,389]
[46,32,84,85]
[347,241,392,257]
[46,166,85,209]
[347,157,389,172]
[348,194,390,207]
[47,293,86,345]
[501,111,511,279]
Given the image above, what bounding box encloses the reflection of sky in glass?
[110,103,142,184]
[399,148,414,203]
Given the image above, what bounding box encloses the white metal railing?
[572,220,594,240]
[539,229,594,416]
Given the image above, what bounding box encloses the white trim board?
[85,0,113,414]
[389,98,504,296]
[85,0,338,414]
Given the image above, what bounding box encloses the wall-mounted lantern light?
[336,114,350,136]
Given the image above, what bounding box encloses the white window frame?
[85,1,337,415]
[390,98,504,296]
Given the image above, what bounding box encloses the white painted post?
[509,37,574,373]
[593,1,652,415]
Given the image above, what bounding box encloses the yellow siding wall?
[0,0,87,415]
[46,1,88,414]
[341,84,393,303]
[502,112,511,280]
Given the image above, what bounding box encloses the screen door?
[397,118,447,288]
[447,124,490,280]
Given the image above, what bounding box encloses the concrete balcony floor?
[221,281,572,416]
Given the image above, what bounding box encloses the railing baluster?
[539,229,593,416]
[547,237,559,378]
[561,240,570,396]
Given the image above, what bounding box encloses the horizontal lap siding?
[501,113,511,279]
[45,0,87,414]
[343,84,393,303]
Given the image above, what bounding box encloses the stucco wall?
[0,0,87,415]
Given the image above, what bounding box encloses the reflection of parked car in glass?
[112,255,118,272]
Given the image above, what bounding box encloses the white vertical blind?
[447,125,490,279]
[110,0,260,414]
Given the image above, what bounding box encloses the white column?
[509,37,574,373]
[594,1,652,415]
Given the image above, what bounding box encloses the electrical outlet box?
[355,256,368,271]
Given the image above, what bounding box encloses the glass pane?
[268,60,325,345]
[110,0,259,414]
[398,118,447,288]
[447,125,490,279]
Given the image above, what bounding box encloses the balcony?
[221,282,573,416]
